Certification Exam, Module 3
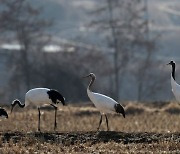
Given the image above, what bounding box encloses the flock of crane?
[0,60,178,131]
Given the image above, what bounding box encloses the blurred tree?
[130,0,164,101]
[87,0,166,101]
[88,0,150,100]
[26,45,111,102]
[0,0,112,102]
[0,0,166,102]
[0,0,52,91]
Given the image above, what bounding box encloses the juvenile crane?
[11,88,65,131]
[84,73,125,131]
[167,60,180,102]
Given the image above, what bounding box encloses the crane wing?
[171,77,180,101]
[92,92,118,113]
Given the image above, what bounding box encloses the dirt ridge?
[1,131,180,145]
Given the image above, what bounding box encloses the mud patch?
[1,131,180,145]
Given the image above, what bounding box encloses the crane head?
[167,60,175,65]
[83,73,96,80]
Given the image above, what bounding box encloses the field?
[1,101,180,153]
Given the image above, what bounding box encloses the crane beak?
[121,109,125,118]
[82,74,90,78]
[122,112,125,118]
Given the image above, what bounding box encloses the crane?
[83,73,125,131]
[11,88,65,131]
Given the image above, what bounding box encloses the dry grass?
[0,101,180,153]
[161,102,180,114]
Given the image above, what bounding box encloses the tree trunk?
[107,0,119,100]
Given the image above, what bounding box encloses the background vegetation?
[0,0,174,103]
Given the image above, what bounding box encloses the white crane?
[167,60,180,102]
[0,108,8,119]
[11,88,65,131]
[83,73,125,131]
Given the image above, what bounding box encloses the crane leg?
[38,107,41,131]
[54,106,57,130]
[97,115,102,131]
[50,104,57,130]
[105,114,109,131]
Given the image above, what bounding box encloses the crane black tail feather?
[0,108,8,118]
[114,103,125,118]
[47,89,65,105]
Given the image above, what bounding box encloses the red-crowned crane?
[83,73,125,131]
[11,88,65,131]
[167,60,180,103]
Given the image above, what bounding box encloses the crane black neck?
[16,100,25,108]
[171,63,175,80]
[88,76,95,91]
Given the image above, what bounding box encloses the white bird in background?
[167,60,180,102]
[83,73,125,131]
[11,88,65,131]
